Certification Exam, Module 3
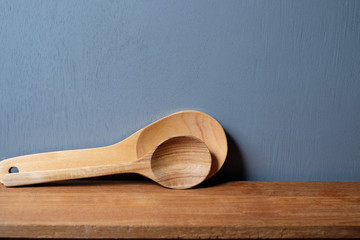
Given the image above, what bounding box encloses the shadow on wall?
[206,130,246,183]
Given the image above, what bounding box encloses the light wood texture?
[0,181,359,239]
[0,111,227,183]
[2,136,212,189]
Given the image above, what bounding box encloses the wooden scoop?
[2,136,212,189]
[0,110,227,183]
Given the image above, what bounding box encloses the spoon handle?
[0,145,138,182]
[1,160,150,187]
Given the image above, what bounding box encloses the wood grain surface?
[0,180,359,239]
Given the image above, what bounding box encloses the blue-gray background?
[1,0,359,181]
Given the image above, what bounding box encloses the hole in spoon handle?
[9,167,19,174]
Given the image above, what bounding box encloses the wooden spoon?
[2,136,212,189]
[0,110,227,183]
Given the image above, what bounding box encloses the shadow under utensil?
[198,130,246,188]
[11,174,148,187]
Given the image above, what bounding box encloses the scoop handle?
[0,147,103,175]
[1,158,150,187]
[0,143,141,183]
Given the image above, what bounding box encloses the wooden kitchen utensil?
[2,136,212,189]
[0,110,227,184]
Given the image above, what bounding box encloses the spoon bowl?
[150,136,211,189]
[2,136,212,189]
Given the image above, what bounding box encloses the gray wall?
[1,0,360,181]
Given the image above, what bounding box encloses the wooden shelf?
[0,180,359,239]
